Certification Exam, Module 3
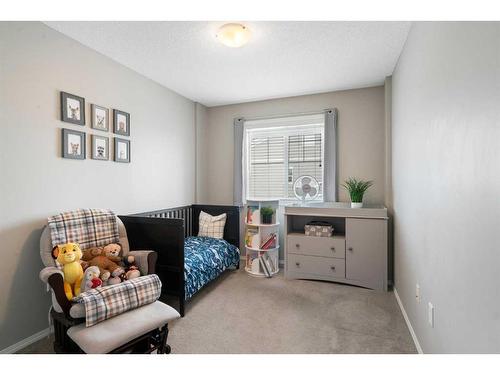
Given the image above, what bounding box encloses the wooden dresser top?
[283,202,388,219]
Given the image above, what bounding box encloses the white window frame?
[243,115,325,202]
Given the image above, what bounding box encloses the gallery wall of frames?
[60,91,131,163]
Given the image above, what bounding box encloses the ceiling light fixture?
[216,23,251,48]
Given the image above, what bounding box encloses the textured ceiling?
[45,21,411,107]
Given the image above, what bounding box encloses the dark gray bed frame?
[119,204,240,317]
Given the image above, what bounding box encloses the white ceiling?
[45,21,411,107]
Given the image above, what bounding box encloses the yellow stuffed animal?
[52,243,84,300]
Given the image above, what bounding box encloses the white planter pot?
[351,202,363,208]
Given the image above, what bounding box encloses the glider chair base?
[51,306,174,354]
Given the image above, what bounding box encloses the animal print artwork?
[61,93,85,125]
[96,115,105,128]
[70,142,80,155]
[97,146,105,158]
[115,112,128,135]
[67,100,81,120]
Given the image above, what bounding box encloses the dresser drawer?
[287,254,345,278]
[287,234,346,258]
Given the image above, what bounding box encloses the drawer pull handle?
[295,244,300,248]
[348,247,353,251]
[295,262,300,267]
[330,247,335,251]
[331,266,336,271]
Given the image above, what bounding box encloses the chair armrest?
[40,266,63,284]
[40,267,72,316]
[128,250,158,275]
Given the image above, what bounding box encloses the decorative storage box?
[304,221,334,237]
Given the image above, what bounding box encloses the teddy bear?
[80,266,103,293]
[52,243,84,300]
[81,243,125,284]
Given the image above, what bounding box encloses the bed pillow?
[198,211,226,239]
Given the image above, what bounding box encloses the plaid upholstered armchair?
[39,209,180,354]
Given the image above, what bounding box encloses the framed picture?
[113,109,130,136]
[91,135,109,161]
[114,137,130,163]
[91,104,109,132]
[61,92,85,125]
[62,128,86,159]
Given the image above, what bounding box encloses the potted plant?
[342,177,373,208]
[260,206,275,224]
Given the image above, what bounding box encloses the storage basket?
[304,221,334,237]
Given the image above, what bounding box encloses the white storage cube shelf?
[244,201,280,278]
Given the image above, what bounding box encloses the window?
[243,114,325,201]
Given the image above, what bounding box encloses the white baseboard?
[0,328,50,354]
[393,287,423,354]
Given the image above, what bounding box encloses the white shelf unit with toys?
[244,200,280,278]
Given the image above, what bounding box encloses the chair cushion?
[67,301,180,353]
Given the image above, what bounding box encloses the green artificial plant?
[260,206,275,224]
[342,177,374,203]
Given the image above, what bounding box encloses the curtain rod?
[238,108,334,123]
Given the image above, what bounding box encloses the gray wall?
[392,22,500,352]
[195,102,209,203]
[0,22,196,351]
[202,86,386,205]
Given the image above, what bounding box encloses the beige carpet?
[167,268,416,354]
[19,268,416,354]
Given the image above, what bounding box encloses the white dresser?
[284,202,388,291]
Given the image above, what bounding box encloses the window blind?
[248,135,286,199]
[244,114,325,201]
[287,133,323,198]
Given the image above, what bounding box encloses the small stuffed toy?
[80,266,102,293]
[52,243,84,300]
[122,255,141,281]
[81,243,125,283]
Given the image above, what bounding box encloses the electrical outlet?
[428,302,434,327]
[416,284,420,303]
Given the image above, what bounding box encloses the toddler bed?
[184,236,240,300]
[119,205,240,316]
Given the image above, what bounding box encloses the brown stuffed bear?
[81,243,124,283]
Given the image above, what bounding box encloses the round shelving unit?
[245,222,280,227]
[244,245,280,278]
[244,245,280,252]
[244,201,280,278]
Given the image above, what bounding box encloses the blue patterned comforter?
[184,236,240,300]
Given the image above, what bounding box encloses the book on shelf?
[260,233,277,250]
[245,228,260,248]
[251,257,260,273]
[259,256,272,278]
[264,253,276,274]
[246,205,260,224]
